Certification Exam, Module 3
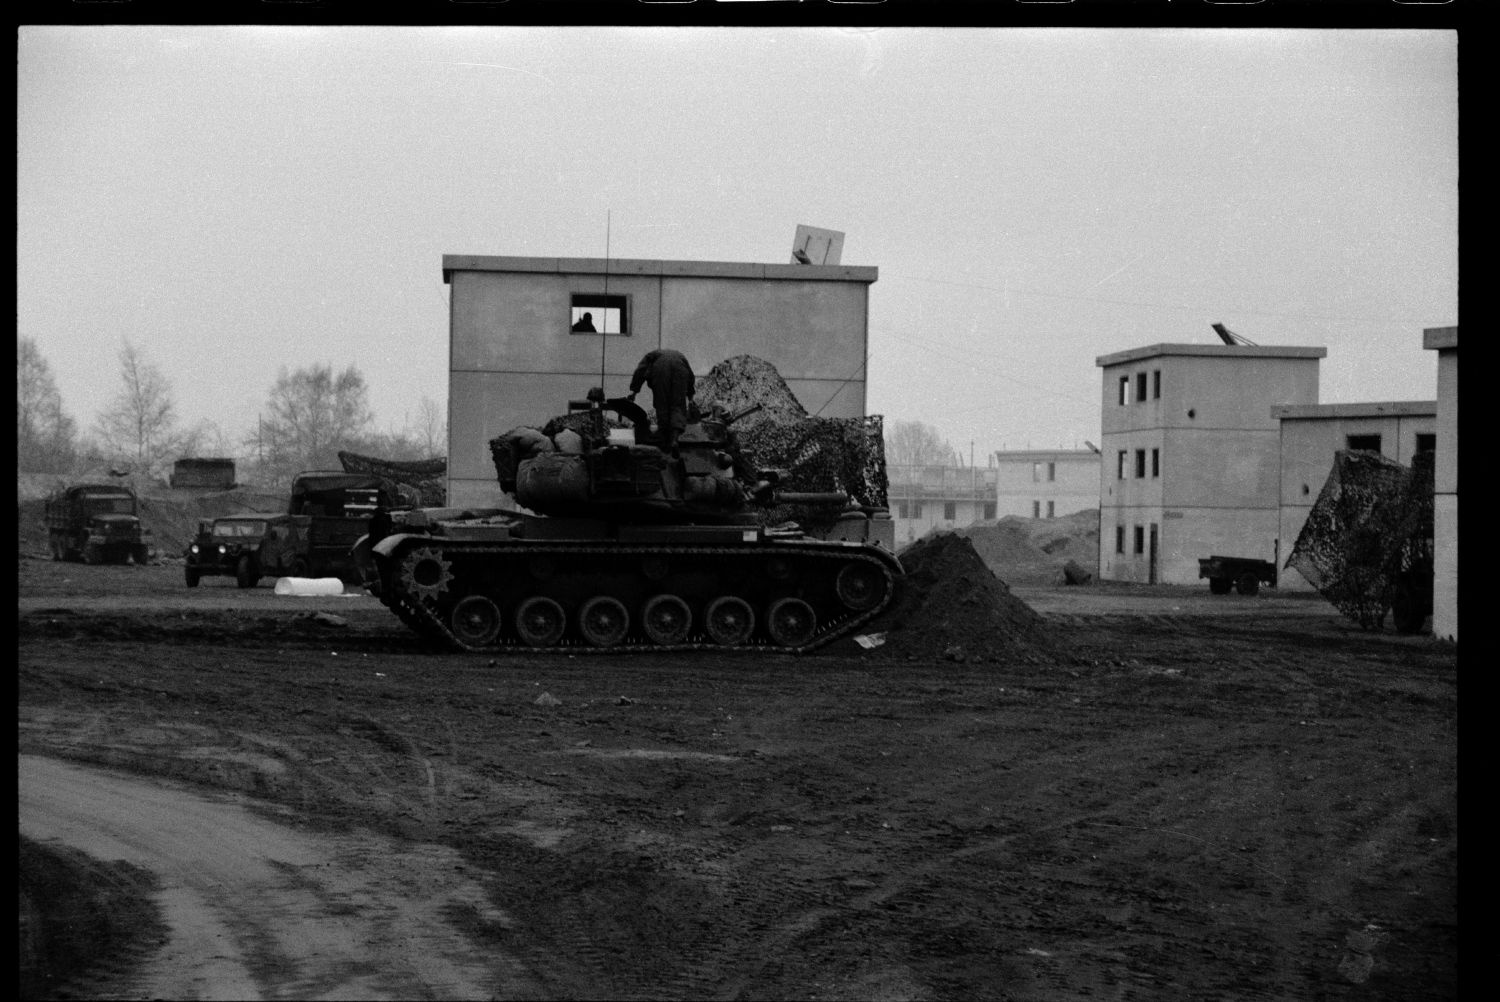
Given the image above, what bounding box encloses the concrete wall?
[1424,326,1458,642]
[1273,403,1437,591]
[992,450,1099,519]
[445,256,876,508]
[1095,344,1324,585]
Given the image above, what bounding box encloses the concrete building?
[991,449,1100,521]
[887,464,997,544]
[1272,401,1436,592]
[1095,343,1325,585]
[1423,325,1458,642]
[444,254,877,508]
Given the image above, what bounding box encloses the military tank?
[355,388,902,653]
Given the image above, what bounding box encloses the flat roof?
[1271,400,1436,420]
[992,449,1101,461]
[1096,343,1327,367]
[442,254,878,285]
[1422,325,1458,350]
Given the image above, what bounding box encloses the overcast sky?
[17,26,1457,462]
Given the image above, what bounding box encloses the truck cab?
[288,472,415,581]
[44,483,153,565]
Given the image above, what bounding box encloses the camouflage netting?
[337,451,447,507]
[1286,449,1434,629]
[695,355,889,516]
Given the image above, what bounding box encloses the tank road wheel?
[1208,577,1232,595]
[835,561,886,612]
[705,596,755,647]
[766,597,818,648]
[1235,572,1261,596]
[579,596,630,648]
[642,594,692,646]
[236,556,259,589]
[184,565,201,588]
[450,595,503,646]
[515,597,567,648]
[400,546,454,603]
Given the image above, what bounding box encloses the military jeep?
[184,513,311,588]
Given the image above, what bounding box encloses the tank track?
[370,537,901,654]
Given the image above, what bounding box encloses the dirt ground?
[16,546,1457,1001]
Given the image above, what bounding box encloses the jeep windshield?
[211,520,268,539]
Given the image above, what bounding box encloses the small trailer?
[1198,555,1277,596]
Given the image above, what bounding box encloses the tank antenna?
[598,210,611,392]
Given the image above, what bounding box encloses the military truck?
[183,512,312,588]
[43,483,154,565]
[287,471,416,581]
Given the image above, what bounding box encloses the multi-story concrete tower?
[1095,342,1325,585]
[443,254,877,508]
[1423,325,1458,642]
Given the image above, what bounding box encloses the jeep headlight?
[218,544,227,554]
[189,544,199,554]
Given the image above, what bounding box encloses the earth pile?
[954,509,1099,587]
[861,531,1054,661]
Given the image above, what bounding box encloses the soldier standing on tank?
[628,348,695,454]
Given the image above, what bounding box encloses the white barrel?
[274,576,346,597]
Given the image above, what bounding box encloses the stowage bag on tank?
[516,452,591,508]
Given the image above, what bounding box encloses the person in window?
[628,348,695,454]
[571,312,597,333]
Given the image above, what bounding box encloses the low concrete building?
[443,254,877,507]
[1272,401,1436,591]
[1423,325,1458,642]
[991,449,1099,520]
[1096,343,1325,585]
[169,458,236,491]
[888,464,996,545]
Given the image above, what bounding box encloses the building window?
[1031,462,1042,483]
[1047,462,1056,482]
[983,502,996,520]
[1151,448,1160,478]
[1415,433,1436,455]
[1046,501,1055,518]
[1152,369,1161,399]
[943,502,957,521]
[896,501,908,518]
[1346,433,1382,453]
[569,293,629,335]
[1116,526,1125,554]
[1032,500,1041,518]
[1119,376,1130,405]
[1136,372,1148,402]
[1134,525,1145,555]
[1134,449,1146,478]
[1117,450,1127,480]
[910,501,923,519]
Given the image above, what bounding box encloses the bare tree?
[414,395,447,458]
[885,419,960,469]
[93,340,183,477]
[257,363,373,485]
[17,337,78,473]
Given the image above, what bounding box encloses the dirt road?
[18,557,1457,1000]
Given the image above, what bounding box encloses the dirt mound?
[953,510,1099,587]
[860,531,1054,661]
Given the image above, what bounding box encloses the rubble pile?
[860,531,1054,661]
[955,510,1099,587]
